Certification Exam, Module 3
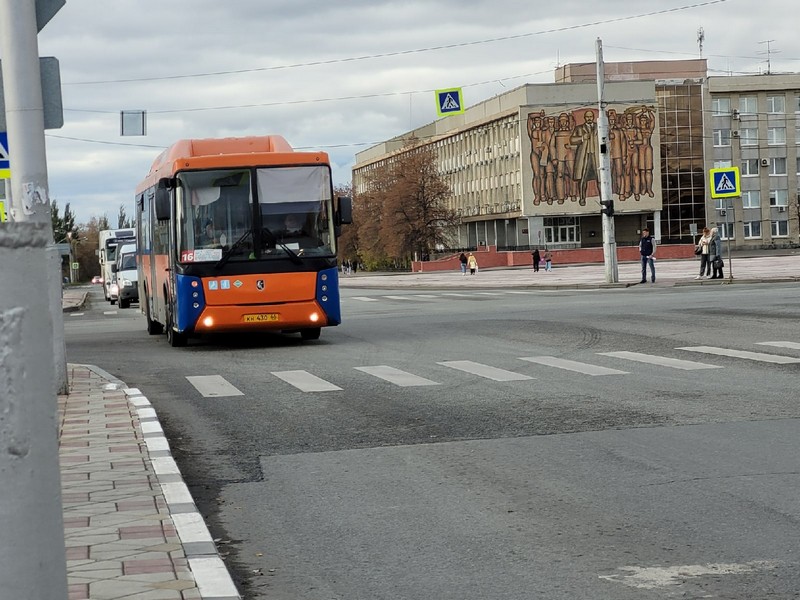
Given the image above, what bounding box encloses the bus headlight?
[202,317,214,327]
[310,312,320,322]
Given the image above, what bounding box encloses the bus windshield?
[177,165,335,263]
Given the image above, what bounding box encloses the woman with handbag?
[695,227,712,279]
[709,227,724,279]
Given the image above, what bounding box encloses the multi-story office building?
[706,75,800,248]
[352,59,799,252]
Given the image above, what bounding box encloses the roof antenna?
[697,27,705,58]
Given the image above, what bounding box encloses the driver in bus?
[199,219,220,247]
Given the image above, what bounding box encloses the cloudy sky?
[19,0,798,224]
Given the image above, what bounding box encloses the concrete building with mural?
[352,59,800,261]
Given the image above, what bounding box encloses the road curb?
[82,364,242,600]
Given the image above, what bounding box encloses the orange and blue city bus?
[134,135,352,347]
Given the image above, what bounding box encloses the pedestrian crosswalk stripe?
[474,292,506,296]
[411,294,438,299]
[519,356,628,376]
[504,291,536,294]
[439,292,473,297]
[103,310,117,315]
[186,375,244,397]
[438,360,533,381]
[351,296,379,302]
[272,370,342,392]
[677,346,800,364]
[384,295,418,301]
[599,351,721,370]
[757,341,800,350]
[354,366,440,387]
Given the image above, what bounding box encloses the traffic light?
[600,199,615,217]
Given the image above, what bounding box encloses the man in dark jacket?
[639,228,656,283]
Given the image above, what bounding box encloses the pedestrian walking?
[531,248,541,272]
[695,227,712,279]
[458,252,468,276]
[639,228,657,283]
[709,227,724,279]
[467,252,478,275]
[543,249,553,272]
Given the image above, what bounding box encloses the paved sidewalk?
[59,364,240,600]
[338,254,800,289]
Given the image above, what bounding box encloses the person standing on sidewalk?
[458,252,468,276]
[639,228,656,283]
[531,248,541,272]
[709,227,724,279]
[695,227,712,279]
[543,249,553,272]
[467,252,479,275]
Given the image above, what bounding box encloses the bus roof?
[135,135,330,194]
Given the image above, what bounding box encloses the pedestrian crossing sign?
[436,87,465,117]
[709,166,740,198]
[0,132,9,179]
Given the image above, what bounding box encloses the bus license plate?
[243,313,280,323]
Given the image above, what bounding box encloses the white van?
[114,243,139,309]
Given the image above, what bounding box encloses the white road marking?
[103,310,117,315]
[70,312,85,317]
[438,360,533,381]
[384,295,417,301]
[677,345,800,364]
[474,292,505,296]
[186,375,244,397]
[504,291,536,294]
[350,296,379,302]
[519,356,628,376]
[439,293,473,297]
[599,560,782,590]
[410,294,438,299]
[757,341,800,350]
[599,351,721,370]
[355,366,440,387]
[272,370,342,392]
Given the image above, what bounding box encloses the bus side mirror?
[155,178,171,221]
[336,196,352,225]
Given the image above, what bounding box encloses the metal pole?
[0,0,68,393]
[0,223,68,599]
[596,38,618,283]
[726,200,734,281]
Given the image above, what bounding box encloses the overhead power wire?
[63,0,730,86]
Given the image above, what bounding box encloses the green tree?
[117,204,133,228]
[51,199,76,243]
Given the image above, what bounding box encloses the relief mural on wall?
[524,105,660,214]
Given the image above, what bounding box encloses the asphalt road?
[65,283,800,599]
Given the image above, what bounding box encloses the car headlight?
[122,279,134,287]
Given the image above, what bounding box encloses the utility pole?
[596,38,618,283]
[0,0,68,598]
[0,0,68,394]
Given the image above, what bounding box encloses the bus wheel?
[300,327,321,341]
[145,295,163,335]
[166,304,187,347]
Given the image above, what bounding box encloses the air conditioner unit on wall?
[761,158,770,167]
[778,206,787,212]
[732,130,740,137]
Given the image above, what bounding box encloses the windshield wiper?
[262,226,303,265]
[214,229,252,269]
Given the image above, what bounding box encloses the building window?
[740,96,758,115]
[741,158,759,176]
[713,129,731,147]
[714,198,726,210]
[712,97,731,116]
[743,221,762,238]
[772,220,789,237]
[797,156,800,174]
[769,189,788,206]
[768,127,786,145]
[740,128,758,146]
[742,190,760,208]
[718,222,735,240]
[770,157,787,175]
[767,95,786,114]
